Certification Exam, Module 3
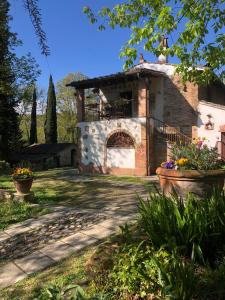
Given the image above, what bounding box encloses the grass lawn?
[0,201,49,230]
[1,246,97,300]
[1,168,157,208]
[0,167,157,229]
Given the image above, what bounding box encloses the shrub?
[153,253,197,300]
[138,190,225,263]
[197,260,225,300]
[112,242,170,298]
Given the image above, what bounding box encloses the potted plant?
[156,138,225,198]
[12,167,34,194]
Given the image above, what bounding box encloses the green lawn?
[0,168,157,229]
[1,246,97,300]
[1,168,156,206]
[0,201,49,230]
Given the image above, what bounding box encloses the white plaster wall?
[78,117,145,167]
[134,62,175,77]
[106,148,135,168]
[197,101,225,147]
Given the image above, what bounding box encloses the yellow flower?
[176,158,188,166]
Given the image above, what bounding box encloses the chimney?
[158,36,168,64]
[139,53,146,64]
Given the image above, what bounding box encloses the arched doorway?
[106,131,135,168]
[71,149,76,166]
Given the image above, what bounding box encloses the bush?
[138,190,225,263]
[36,190,225,300]
[112,242,170,298]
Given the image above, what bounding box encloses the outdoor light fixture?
[205,114,214,130]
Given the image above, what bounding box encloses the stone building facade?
[68,61,225,176]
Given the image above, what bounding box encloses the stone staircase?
[149,116,192,145]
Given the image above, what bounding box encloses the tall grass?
[138,189,225,263]
[0,201,49,230]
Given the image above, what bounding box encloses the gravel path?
[0,211,107,263]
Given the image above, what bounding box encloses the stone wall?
[163,75,198,137]
[197,100,225,148]
[78,117,147,176]
[58,145,77,167]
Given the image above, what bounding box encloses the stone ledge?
[0,189,34,202]
[13,192,34,202]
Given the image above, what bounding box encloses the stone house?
[68,47,225,176]
[13,143,77,170]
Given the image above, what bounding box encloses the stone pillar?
[137,79,147,117]
[76,89,85,122]
[135,78,148,175]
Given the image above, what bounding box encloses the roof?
[67,68,165,89]
[20,143,76,155]
[11,143,77,163]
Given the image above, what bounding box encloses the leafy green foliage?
[170,141,222,170]
[153,252,197,300]
[112,243,170,298]
[35,284,109,300]
[56,72,87,143]
[84,0,225,84]
[138,190,225,263]
[44,75,57,144]
[0,0,40,160]
[197,261,225,300]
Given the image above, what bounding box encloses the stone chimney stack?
[158,36,168,64]
[139,53,146,64]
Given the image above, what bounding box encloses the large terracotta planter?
[156,167,225,198]
[14,178,33,194]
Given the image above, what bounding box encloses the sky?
[9,0,177,91]
[9,0,223,91]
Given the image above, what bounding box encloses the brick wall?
[163,75,198,137]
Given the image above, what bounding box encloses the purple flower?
[165,161,175,169]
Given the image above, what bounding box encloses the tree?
[0,0,40,160]
[56,72,87,143]
[0,0,21,160]
[23,0,50,56]
[84,1,225,84]
[29,85,38,144]
[44,75,57,144]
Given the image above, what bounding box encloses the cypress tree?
[44,75,57,144]
[0,0,22,160]
[29,85,37,144]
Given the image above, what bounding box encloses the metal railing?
[149,117,192,145]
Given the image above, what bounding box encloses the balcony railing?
[84,101,133,121]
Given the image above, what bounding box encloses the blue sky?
[9,0,175,90]
[10,1,222,90]
[9,0,131,89]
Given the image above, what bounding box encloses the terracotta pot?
[156,167,225,198]
[14,178,33,194]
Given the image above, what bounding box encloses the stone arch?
[106,131,135,148]
[104,130,136,169]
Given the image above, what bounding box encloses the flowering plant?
[161,138,222,170]
[12,168,33,180]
